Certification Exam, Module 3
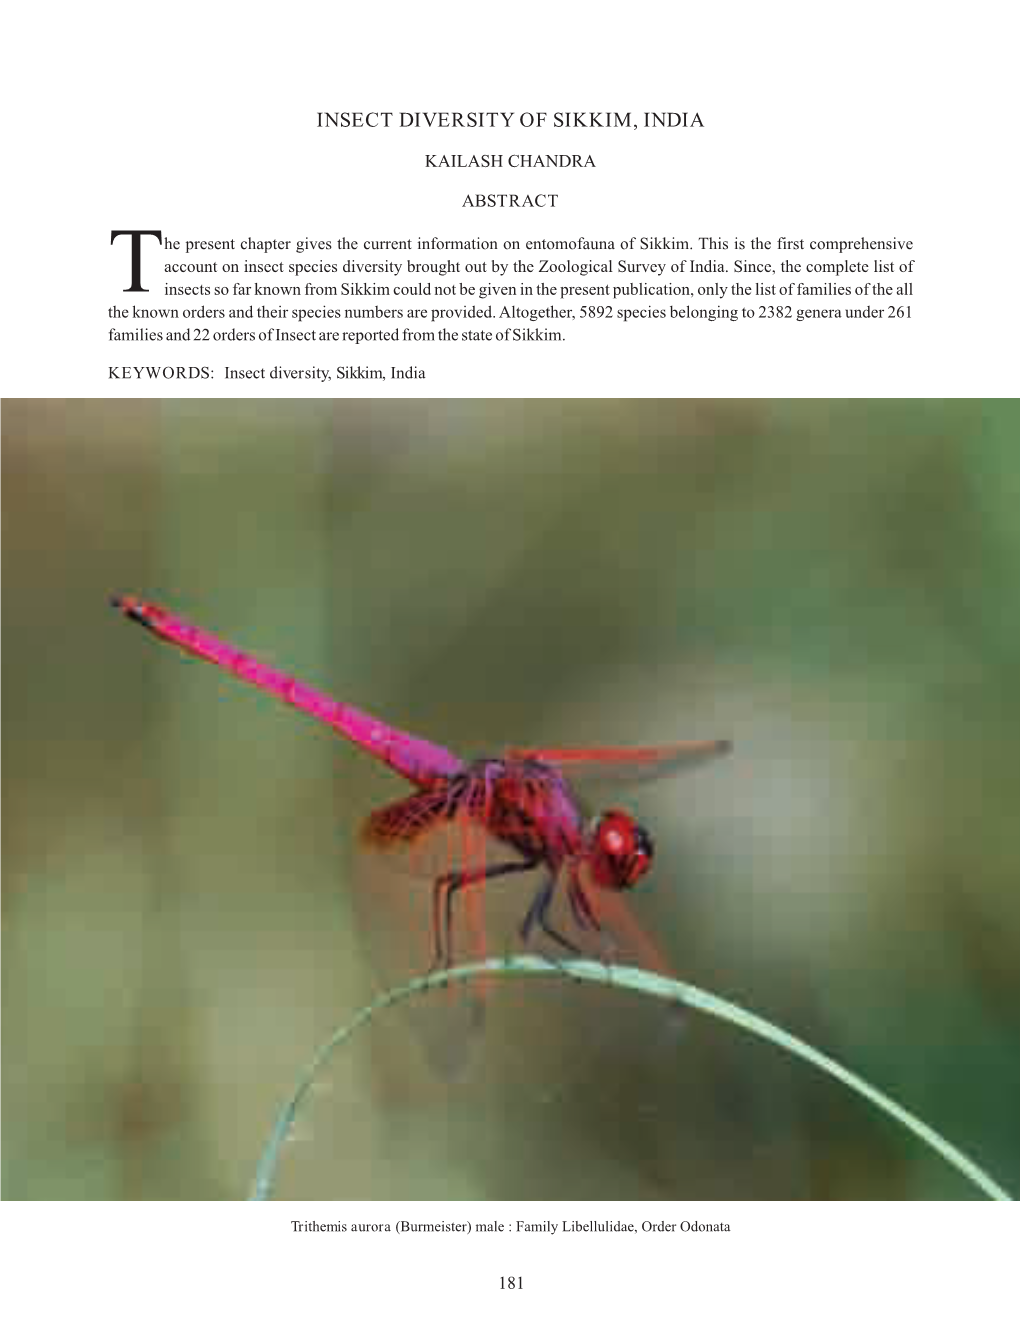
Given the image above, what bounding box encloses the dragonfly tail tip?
[109,593,150,626]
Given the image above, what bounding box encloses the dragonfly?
[111,594,731,986]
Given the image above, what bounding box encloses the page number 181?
[500,1276,522,1290]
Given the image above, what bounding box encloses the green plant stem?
[249,955,1012,1202]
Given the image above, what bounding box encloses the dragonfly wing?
[571,875,674,979]
[360,789,453,848]
[507,739,732,786]
[354,802,537,1077]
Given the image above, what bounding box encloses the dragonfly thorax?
[446,756,585,864]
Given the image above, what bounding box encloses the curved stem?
[249,955,1012,1203]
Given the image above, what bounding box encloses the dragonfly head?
[587,809,654,889]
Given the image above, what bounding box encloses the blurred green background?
[3,398,1018,1200]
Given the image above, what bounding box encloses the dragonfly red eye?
[591,811,654,888]
[595,812,630,853]
[603,826,627,854]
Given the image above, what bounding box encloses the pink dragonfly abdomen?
[110,596,464,787]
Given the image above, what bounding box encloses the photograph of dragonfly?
[4,399,1019,1200]
[110,593,729,973]
[109,593,731,1077]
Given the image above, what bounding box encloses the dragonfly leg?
[520,875,582,957]
[429,858,540,971]
[566,874,601,932]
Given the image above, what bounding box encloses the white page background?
[3,1,1015,396]
[1,3,1016,1337]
